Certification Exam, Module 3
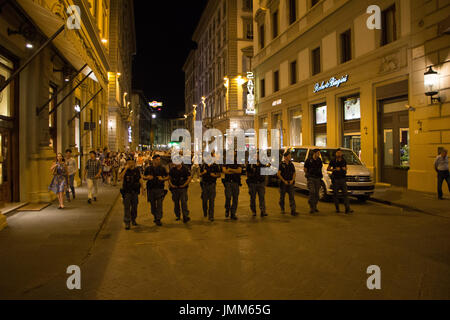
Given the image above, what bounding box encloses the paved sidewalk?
[371,185,450,218]
[0,183,120,299]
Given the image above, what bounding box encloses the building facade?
[252,0,450,192]
[0,0,135,221]
[184,0,255,140]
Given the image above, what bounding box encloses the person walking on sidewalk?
[328,149,353,214]
[435,148,449,200]
[49,153,68,210]
[278,151,298,216]
[191,154,201,182]
[222,153,242,220]
[65,149,77,202]
[304,149,323,214]
[247,154,268,218]
[111,152,120,186]
[200,151,222,222]
[169,162,192,223]
[144,155,169,226]
[119,157,142,230]
[84,151,102,204]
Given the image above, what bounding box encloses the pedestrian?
[65,149,77,202]
[169,162,192,223]
[328,149,353,214]
[246,153,268,218]
[200,151,222,222]
[222,153,242,220]
[103,153,113,185]
[278,151,298,216]
[84,151,102,204]
[435,148,449,200]
[111,152,120,186]
[144,155,169,226]
[191,154,201,182]
[119,157,142,230]
[49,153,68,209]
[304,149,323,214]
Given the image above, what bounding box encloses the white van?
[286,146,375,201]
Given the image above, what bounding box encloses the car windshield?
[319,149,362,165]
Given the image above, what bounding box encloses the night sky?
[132,0,208,119]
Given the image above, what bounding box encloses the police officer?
[278,151,298,216]
[328,149,353,214]
[223,153,242,220]
[304,149,323,214]
[200,151,222,222]
[143,155,169,226]
[169,162,192,223]
[119,157,142,230]
[247,153,268,218]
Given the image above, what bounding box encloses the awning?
[16,0,108,89]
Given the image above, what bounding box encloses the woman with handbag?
[49,153,68,209]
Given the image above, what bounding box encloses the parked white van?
[286,146,375,202]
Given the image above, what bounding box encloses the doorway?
[378,97,409,187]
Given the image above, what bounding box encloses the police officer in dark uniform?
[246,153,268,218]
[119,157,142,230]
[169,162,192,223]
[328,149,353,214]
[223,153,242,220]
[200,151,222,222]
[278,151,298,216]
[143,155,169,226]
[304,149,323,214]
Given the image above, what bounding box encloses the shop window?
[273,113,284,147]
[312,47,321,76]
[340,29,352,64]
[313,103,327,147]
[0,55,13,117]
[342,96,361,155]
[259,116,269,149]
[289,0,297,25]
[381,5,397,46]
[290,109,302,146]
[400,128,410,167]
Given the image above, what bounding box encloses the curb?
[368,197,449,218]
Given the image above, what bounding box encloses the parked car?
[286,146,375,201]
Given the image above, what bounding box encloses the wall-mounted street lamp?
[424,66,441,104]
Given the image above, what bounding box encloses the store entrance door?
[379,98,410,187]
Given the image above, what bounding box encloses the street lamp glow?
[152,114,157,119]
[237,75,246,86]
[101,38,108,44]
[26,43,33,49]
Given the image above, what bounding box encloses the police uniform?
[328,157,351,213]
[121,167,141,228]
[144,164,168,224]
[246,163,267,217]
[200,163,221,220]
[278,160,296,214]
[223,164,242,219]
[304,157,323,213]
[169,165,191,222]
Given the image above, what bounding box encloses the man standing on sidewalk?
[119,158,142,230]
[223,153,242,221]
[144,155,169,226]
[328,149,353,214]
[65,149,78,202]
[435,148,449,200]
[304,149,323,214]
[278,151,298,216]
[200,151,222,222]
[169,162,192,223]
[247,153,268,218]
[84,151,102,204]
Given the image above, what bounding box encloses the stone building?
[184,0,255,140]
[0,0,135,225]
[252,0,449,192]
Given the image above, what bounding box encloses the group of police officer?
[119,149,353,230]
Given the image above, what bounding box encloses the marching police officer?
[119,157,142,230]
[143,155,169,226]
[304,149,323,214]
[328,149,353,214]
[169,162,192,223]
[278,151,298,216]
[223,153,242,220]
[200,151,222,222]
[246,153,268,218]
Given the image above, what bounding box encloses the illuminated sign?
[149,101,163,108]
[272,99,282,107]
[128,126,132,143]
[246,72,255,115]
[314,75,349,93]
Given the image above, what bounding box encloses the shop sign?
[272,99,282,107]
[246,72,255,115]
[314,75,349,93]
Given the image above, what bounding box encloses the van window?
[319,149,362,165]
[292,149,308,163]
